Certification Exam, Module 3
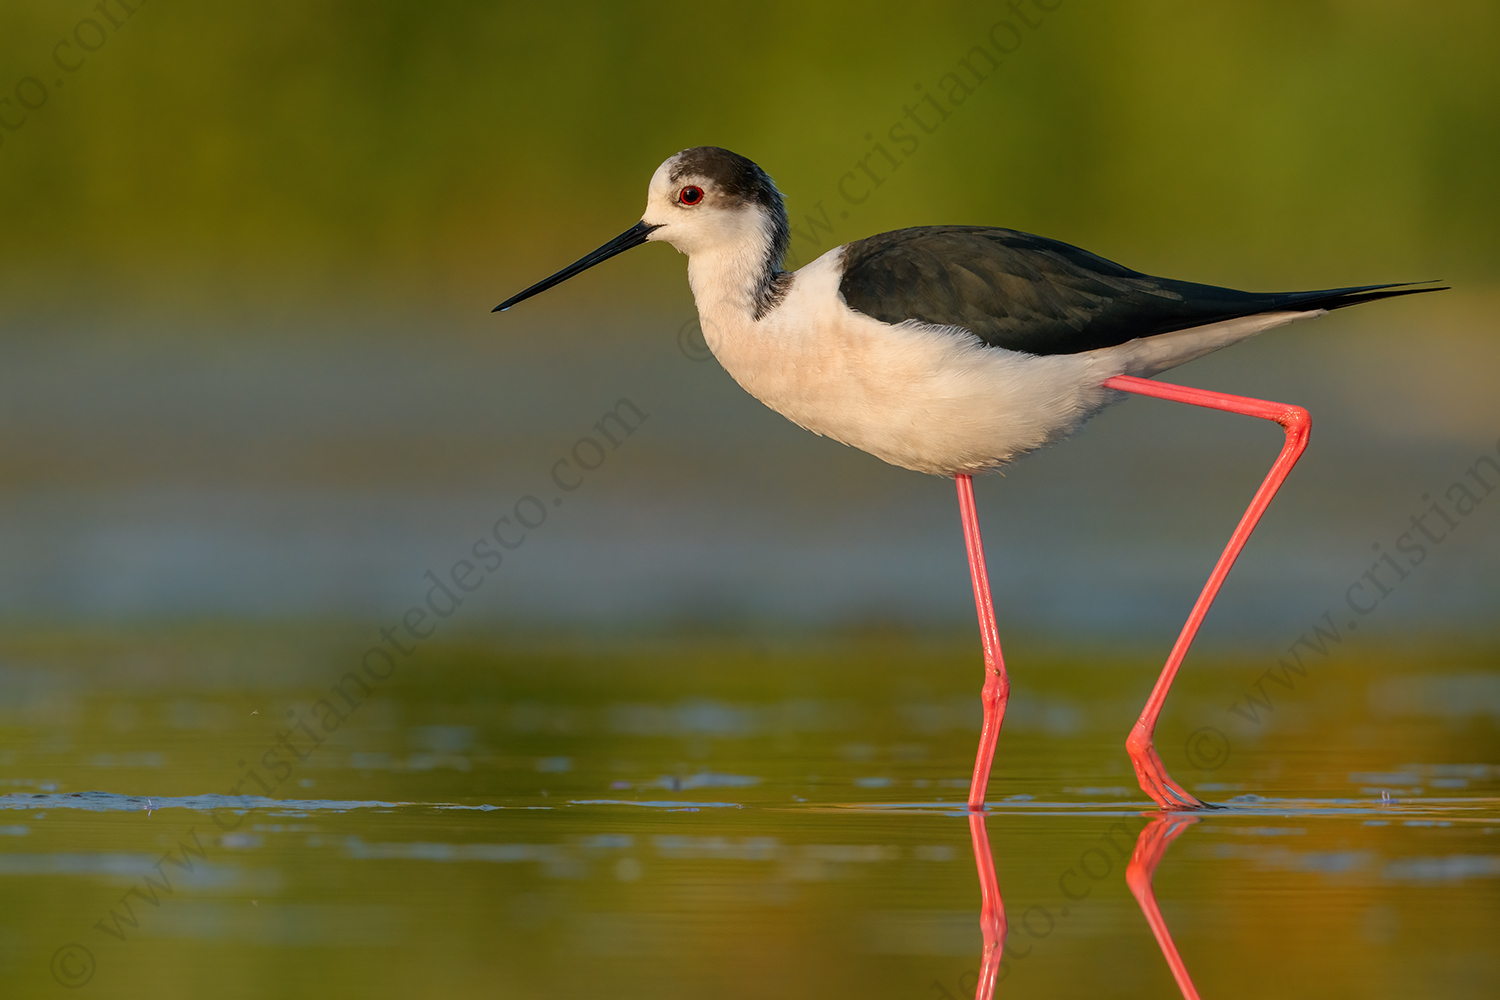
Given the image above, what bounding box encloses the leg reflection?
[968,812,1005,1000]
[1126,814,1202,1000]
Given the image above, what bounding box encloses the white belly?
[695,250,1120,475]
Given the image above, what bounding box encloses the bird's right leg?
[1103,375,1311,810]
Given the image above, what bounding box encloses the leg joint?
[1278,405,1311,434]
[1278,405,1312,449]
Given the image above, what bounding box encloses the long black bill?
[493,220,663,312]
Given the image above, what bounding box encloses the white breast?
[693,248,1121,475]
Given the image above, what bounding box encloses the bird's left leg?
[1103,375,1311,810]
[956,474,1010,812]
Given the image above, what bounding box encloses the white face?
[640,155,768,258]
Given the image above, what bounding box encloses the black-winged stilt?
[495,146,1444,811]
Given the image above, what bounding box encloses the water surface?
[1,631,1496,997]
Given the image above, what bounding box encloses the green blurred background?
[1,0,1497,315]
[0,0,1496,638]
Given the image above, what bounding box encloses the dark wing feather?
[837,226,1444,355]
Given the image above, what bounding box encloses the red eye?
[679,185,704,205]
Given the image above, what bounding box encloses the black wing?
[837,226,1442,355]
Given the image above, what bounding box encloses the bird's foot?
[1127,727,1217,811]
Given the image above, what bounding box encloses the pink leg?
[968,811,1006,1000]
[1103,375,1311,810]
[956,474,1010,812]
[1127,814,1203,1000]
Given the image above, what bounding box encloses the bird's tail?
[1267,281,1449,313]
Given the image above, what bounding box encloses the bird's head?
[641,146,788,259]
[494,146,789,313]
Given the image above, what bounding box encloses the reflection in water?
[963,811,1203,998]
[968,813,1005,1000]
[1127,815,1202,1000]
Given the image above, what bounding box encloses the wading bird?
[495,146,1442,811]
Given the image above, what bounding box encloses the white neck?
[687,239,777,323]
[667,201,788,323]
